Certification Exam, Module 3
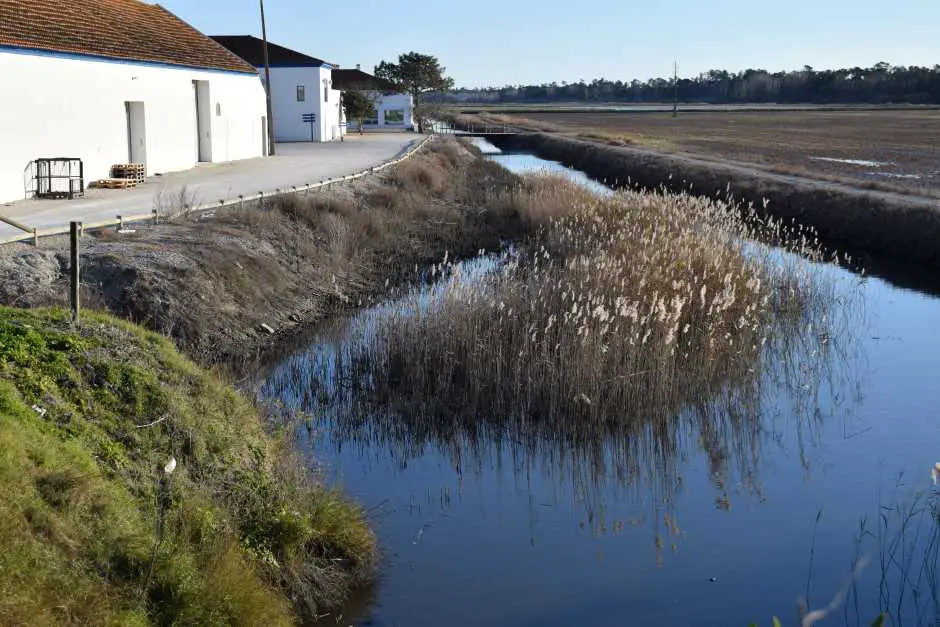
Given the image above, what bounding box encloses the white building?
[212,36,344,143]
[0,0,268,205]
[332,68,416,131]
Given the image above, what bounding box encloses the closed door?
[193,80,212,161]
[125,101,147,170]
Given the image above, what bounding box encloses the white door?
[125,101,147,171]
[193,80,212,162]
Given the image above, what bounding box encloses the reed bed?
[261,174,860,539]
[347,176,835,434]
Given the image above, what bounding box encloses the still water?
[259,141,940,626]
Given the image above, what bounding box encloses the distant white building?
[212,36,344,143]
[332,68,415,131]
[0,0,268,204]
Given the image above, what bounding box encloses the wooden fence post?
[69,221,80,323]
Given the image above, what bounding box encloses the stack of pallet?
[111,163,145,182]
[96,163,145,189]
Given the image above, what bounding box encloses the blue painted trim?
[0,44,258,76]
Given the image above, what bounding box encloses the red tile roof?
[0,0,257,73]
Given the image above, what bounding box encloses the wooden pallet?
[110,163,145,182]
[96,178,139,189]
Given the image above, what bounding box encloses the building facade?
[0,0,268,204]
[333,68,415,131]
[212,36,344,143]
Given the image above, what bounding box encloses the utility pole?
[260,0,276,155]
[672,60,679,118]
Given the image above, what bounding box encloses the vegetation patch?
[471,130,940,275]
[302,175,846,506]
[0,307,374,625]
[0,139,526,369]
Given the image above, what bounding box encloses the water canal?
[258,139,940,626]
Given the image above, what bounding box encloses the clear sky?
[161,0,939,88]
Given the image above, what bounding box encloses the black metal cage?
[33,158,84,199]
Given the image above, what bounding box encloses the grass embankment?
[474,130,940,273]
[0,139,523,368]
[0,307,373,625]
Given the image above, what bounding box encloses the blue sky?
[162,0,939,87]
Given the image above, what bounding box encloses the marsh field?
[457,108,940,196]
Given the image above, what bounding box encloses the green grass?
[0,307,374,625]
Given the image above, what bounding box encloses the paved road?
[1,133,421,240]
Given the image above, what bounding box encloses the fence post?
[69,221,80,323]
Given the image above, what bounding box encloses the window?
[324,85,329,103]
[296,85,305,102]
[216,103,222,117]
[384,109,405,124]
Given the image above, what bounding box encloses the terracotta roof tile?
[0,0,257,73]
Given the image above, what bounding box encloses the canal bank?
[0,138,526,368]
[256,138,940,626]
[477,130,940,275]
[2,135,938,625]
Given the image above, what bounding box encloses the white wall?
[265,66,319,142]
[266,66,343,142]
[331,88,346,139]
[378,93,415,129]
[319,68,343,142]
[0,49,267,204]
[346,92,415,131]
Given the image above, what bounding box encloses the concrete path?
[1,133,421,241]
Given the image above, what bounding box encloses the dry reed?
[317,173,847,463]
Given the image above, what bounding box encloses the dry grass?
[466,109,940,197]
[0,138,526,368]
[257,172,858,537]
[334,175,836,444]
[481,132,940,273]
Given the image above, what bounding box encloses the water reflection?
[253,143,940,626]
[260,245,864,543]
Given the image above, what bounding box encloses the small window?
[216,103,222,116]
[296,85,305,102]
[324,86,329,102]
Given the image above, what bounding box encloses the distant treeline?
[438,63,940,105]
